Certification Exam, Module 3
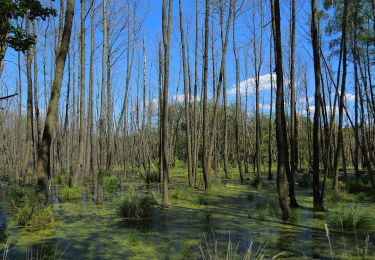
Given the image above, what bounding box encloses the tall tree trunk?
[74,0,86,185]
[96,0,108,204]
[36,0,75,202]
[161,0,173,208]
[233,3,243,183]
[333,0,349,194]
[85,0,95,181]
[288,0,299,208]
[268,35,273,181]
[33,21,41,159]
[23,18,35,182]
[202,0,210,190]
[220,0,229,179]
[310,0,323,210]
[179,0,193,187]
[272,0,291,220]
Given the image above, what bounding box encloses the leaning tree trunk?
[36,0,75,202]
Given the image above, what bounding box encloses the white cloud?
[228,73,277,96]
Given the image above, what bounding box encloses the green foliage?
[104,174,121,193]
[116,188,156,218]
[0,0,56,53]
[59,186,82,202]
[326,205,374,231]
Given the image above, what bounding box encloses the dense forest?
[0,0,374,258]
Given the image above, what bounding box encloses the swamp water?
[0,172,374,259]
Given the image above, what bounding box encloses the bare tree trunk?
[36,0,75,202]
[202,0,210,190]
[268,35,273,181]
[310,0,324,210]
[179,0,193,187]
[161,0,173,208]
[272,0,290,219]
[287,0,299,208]
[23,18,35,182]
[233,3,243,183]
[96,0,108,204]
[33,21,41,160]
[333,0,349,194]
[85,0,95,181]
[74,0,86,185]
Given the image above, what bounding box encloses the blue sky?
[0,0,363,123]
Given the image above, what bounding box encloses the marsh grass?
[326,205,374,231]
[14,197,54,228]
[198,233,287,260]
[6,184,35,207]
[59,186,82,202]
[103,174,121,193]
[116,188,157,218]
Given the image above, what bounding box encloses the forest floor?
[1,168,375,259]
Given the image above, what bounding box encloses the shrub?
[116,188,156,218]
[104,174,121,193]
[326,205,373,231]
[59,185,82,202]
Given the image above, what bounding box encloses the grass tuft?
[59,185,82,202]
[116,188,157,218]
[326,204,374,231]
